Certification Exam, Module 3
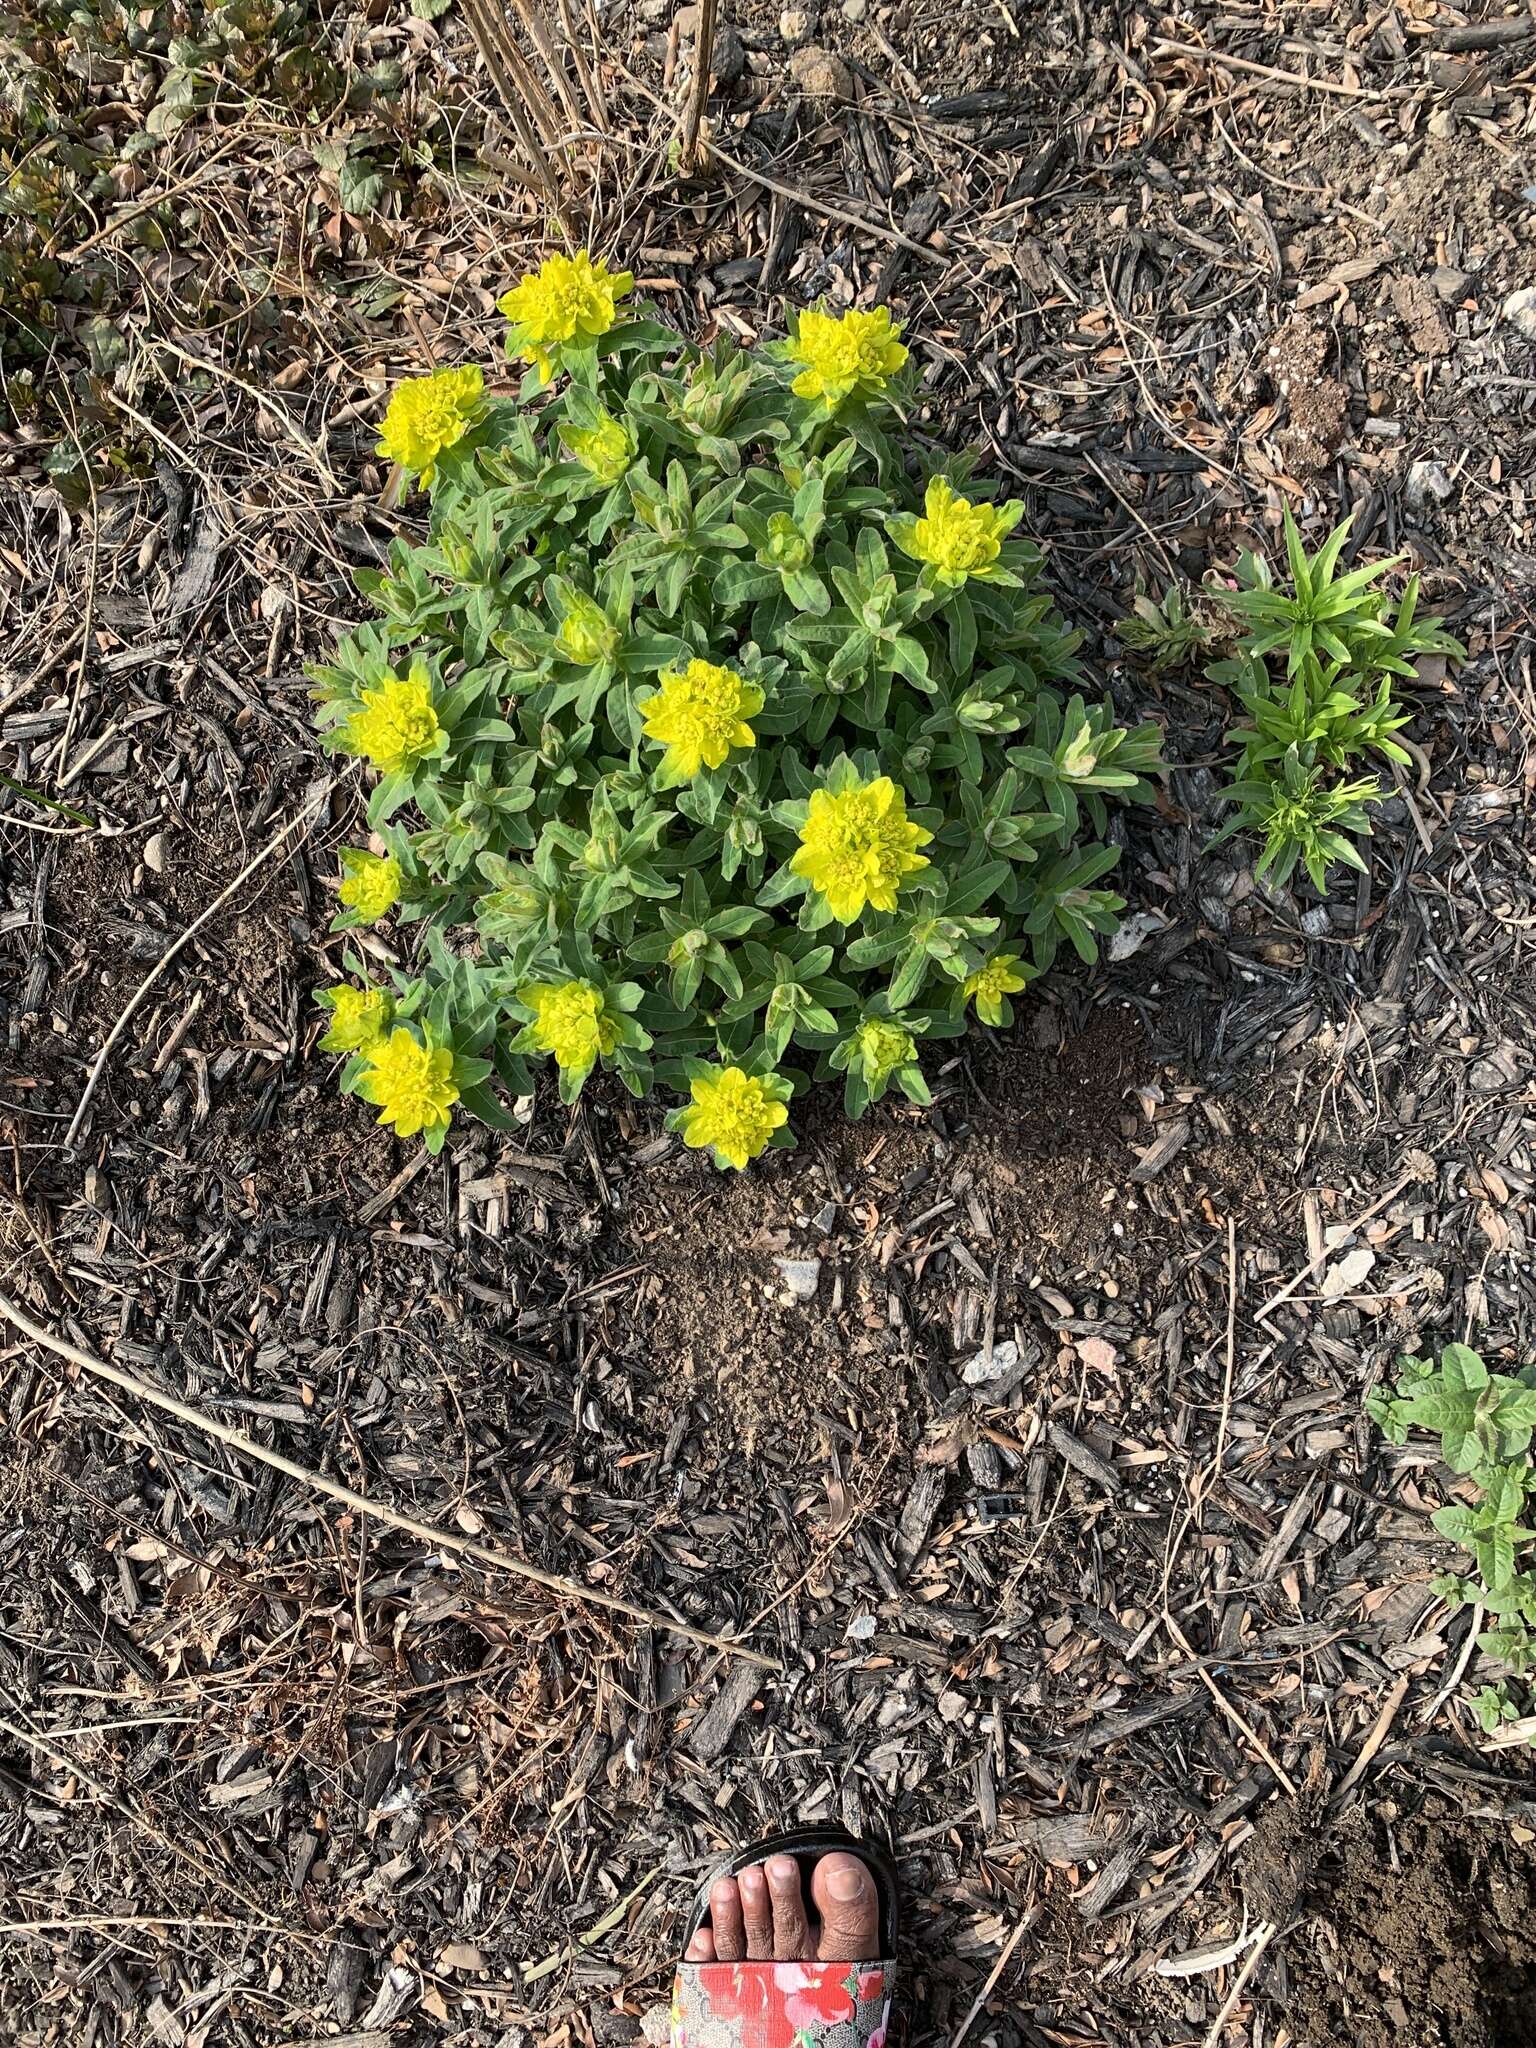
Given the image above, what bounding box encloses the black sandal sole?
[683,1827,900,1957]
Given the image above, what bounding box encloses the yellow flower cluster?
[344,665,441,776]
[904,477,1018,584]
[319,983,392,1054]
[356,1027,459,1140]
[562,412,634,484]
[854,1017,915,1080]
[376,366,484,484]
[785,306,907,410]
[791,774,931,924]
[520,979,619,1073]
[963,952,1030,1025]
[558,594,620,666]
[679,1066,789,1170]
[498,251,633,382]
[640,659,763,782]
[338,848,401,923]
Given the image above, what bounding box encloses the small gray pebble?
[773,1256,822,1301]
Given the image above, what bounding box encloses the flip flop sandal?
[672,1829,899,2048]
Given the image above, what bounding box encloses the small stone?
[812,1201,837,1232]
[961,1338,1020,1386]
[845,1612,878,1642]
[1107,910,1166,962]
[1321,1246,1375,1301]
[1405,458,1454,511]
[1501,286,1536,340]
[1431,265,1473,303]
[842,0,867,16]
[676,4,746,80]
[779,7,812,41]
[1469,1042,1528,1095]
[773,1256,821,1301]
[789,42,853,97]
[143,831,168,873]
[1077,1335,1118,1377]
[639,2005,672,2048]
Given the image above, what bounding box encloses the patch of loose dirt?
[1265,318,1348,478]
[1389,274,1455,362]
[620,999,1316,1473]
[623,1003,1220,1471]
[622,1103,930,1470]
[1270,1801,1536,2048]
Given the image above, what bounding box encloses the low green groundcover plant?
[310,250,1161,1165]
[1370,1343,1536,1734]
[1121,516,1464,895]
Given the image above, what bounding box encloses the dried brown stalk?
[679,0,718,171]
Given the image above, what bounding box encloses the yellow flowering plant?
[352,1021,484,1152]
[505,962,651,1106]
[890,477,1025,589]
[669,1056,794,1170]
[772,306,909,415]
[827,1004,931,1118]
[497,249,635,387]
[336,847,402,928]
[376,366,487,488]
[961,952,1033,1029]
[317,982,393,1054]
[308,253,1162,1164]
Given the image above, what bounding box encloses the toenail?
[741,1865,764,1891]
[768,1857,796,1885]
[829,1864,865,1902]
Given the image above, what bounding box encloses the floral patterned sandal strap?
[671,1959,896,2048]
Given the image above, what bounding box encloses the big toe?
[810,1852,880,1961]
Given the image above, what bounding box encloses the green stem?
[0,771,96,829]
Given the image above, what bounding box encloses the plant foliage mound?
[310,253,1161,1165]
[1370,1343,1536,1734]
[1121,515,1464,894]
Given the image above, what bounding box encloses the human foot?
[684,1851,881,1964]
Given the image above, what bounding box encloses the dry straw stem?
[614,55,945,263]
[153,337,340,491]
[0,1289,780,1670]
[1200,1921,1279,2048]
[1151,34,1394,101]
[679,0,718,171]
[463,0,565,197]
[505,0,589,136]
[0,1706,289,1930]
[462,0,609,224]
[57,139,247,261]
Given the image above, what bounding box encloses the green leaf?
[1432,1504,1481,1547]
[1442,1344,1490,1391]
[339,154,387,215]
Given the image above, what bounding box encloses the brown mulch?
[4,0,1536,2044]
